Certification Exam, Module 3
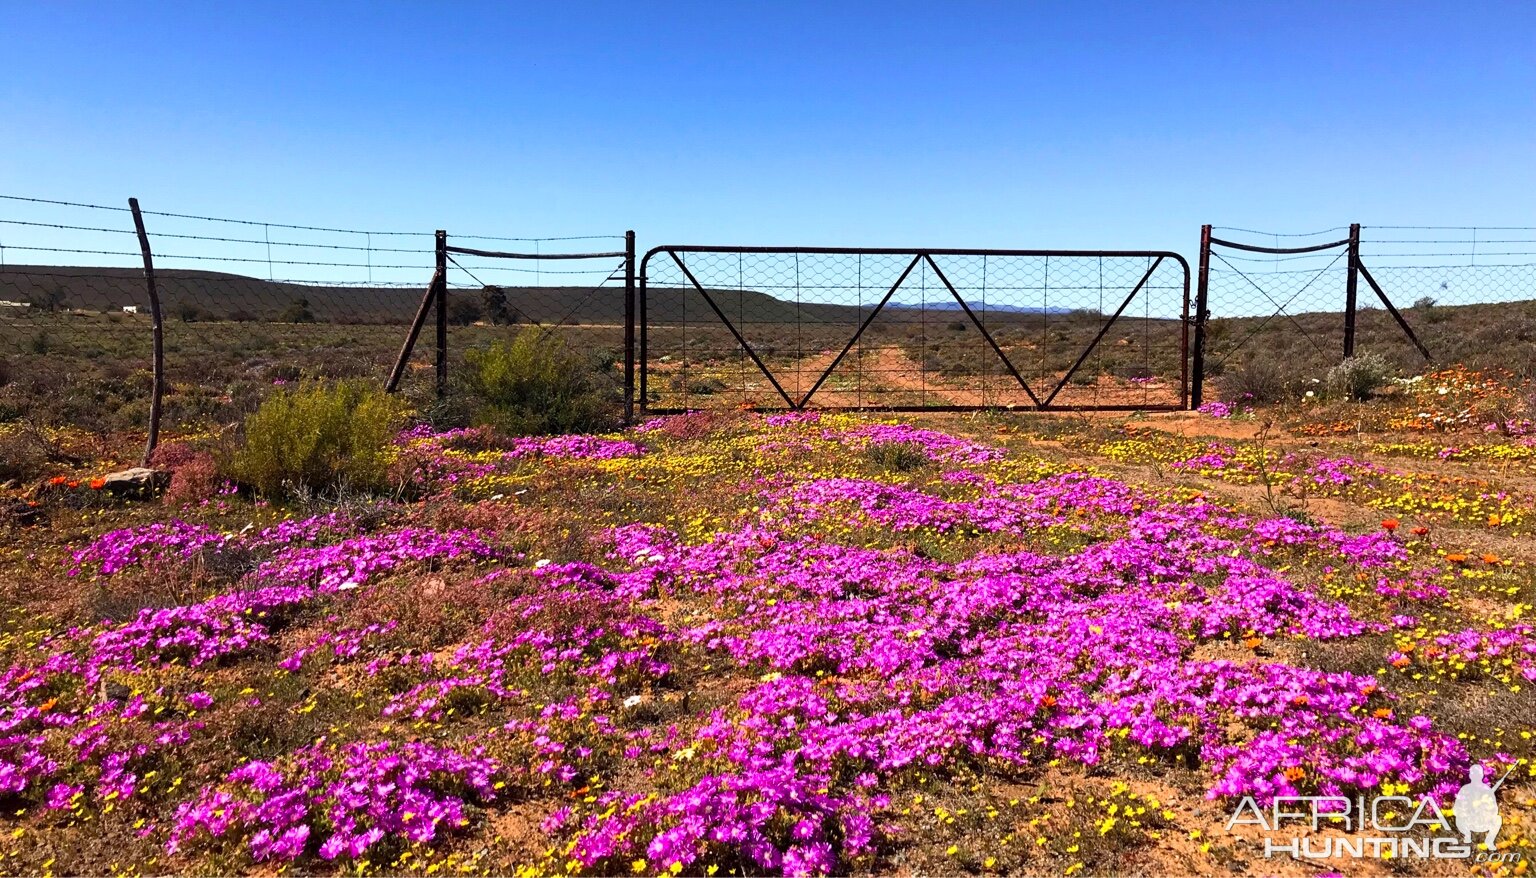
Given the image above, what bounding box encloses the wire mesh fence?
[1358,226,1536,375]
[640,247,1190,412]
[7,192,1533,438]
[1196,226,1356,400]
[1194,223,1536,404]
[0,194,632,439]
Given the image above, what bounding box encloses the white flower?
[534,559,552,568]
[1305,391,1315,398]
[622,695,644,709]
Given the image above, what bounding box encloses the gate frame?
[639,245,1191,415]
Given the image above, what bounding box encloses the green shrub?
[866,440,930,472]
[1323,353,1393,401]
[227,380,406,498]
[461,329,618,436]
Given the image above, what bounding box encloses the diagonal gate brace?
[668,250,797,408]
[797,254,924,408]
[921,254,1043,407]
[1043,256,1163,406]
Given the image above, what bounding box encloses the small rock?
[101,466,170,498]
[100,680,132,703]
[1,499,44,526]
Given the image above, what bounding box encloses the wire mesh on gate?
[640,247,1189,412]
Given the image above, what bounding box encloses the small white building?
[122,305,140,314]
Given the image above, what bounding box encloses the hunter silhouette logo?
[1454,765,1505,849]
[1227,764,1522,863]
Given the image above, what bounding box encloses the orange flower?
[1381,519,1399,532]
[1411,526,1429,537]
[65,480,79,489]
[38,698,57,713]
[1488,514,1503,527]
[1040,695,1058,708]
[1282,766,1306,783]
[1372,708,1394,719]
[1359,682,1378,696]
[1390,655,1412,669]
[48,476,67,486]
[89,477,106,490]
[1291,695,1310,706]
[1242,635,1263,650]
[1482,554,1501,565]
[1446,553,1468,564]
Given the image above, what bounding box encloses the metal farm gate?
[639,246,1190,413]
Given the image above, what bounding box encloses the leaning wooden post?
[385,266,442,393]
[128,198,163,464]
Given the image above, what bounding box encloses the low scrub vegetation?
[461,328,619,436]
[225,379,406,498]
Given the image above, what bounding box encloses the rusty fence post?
[623,230,636,425]
[128,198,163,464]
[1344,222,1361,359]
[385,265,443,393]
[1190,224,1213,409]
[435,230,448,397]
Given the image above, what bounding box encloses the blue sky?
[1,0,1533,280]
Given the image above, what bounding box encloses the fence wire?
[1200,224,1536,393]
[1359,226,1536,375]
[0,194,626,435]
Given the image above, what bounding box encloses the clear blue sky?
[2,0,1533,270]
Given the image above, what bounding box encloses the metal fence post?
[1344,222,1361,358]
[434,230,448,397]
[1190,224,1212,409]
[128,198,163,464]
[638,253,648,413]
[623,230,636,425]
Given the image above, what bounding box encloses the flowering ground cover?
[2,380,1536,876]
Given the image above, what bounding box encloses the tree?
[176,300,211,323]
[480,285,514,325]
[447,295,484,326]
[279,297,316,323]
[26,286,66,312]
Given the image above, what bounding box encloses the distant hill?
[0,266,1083,326]
[888,300,1077,315]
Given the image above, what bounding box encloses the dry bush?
[1322,353,1393,400]
[1216,354,1305,403]
[0,427,51,483]
[150,441,224,506]
[645,410,742,441]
